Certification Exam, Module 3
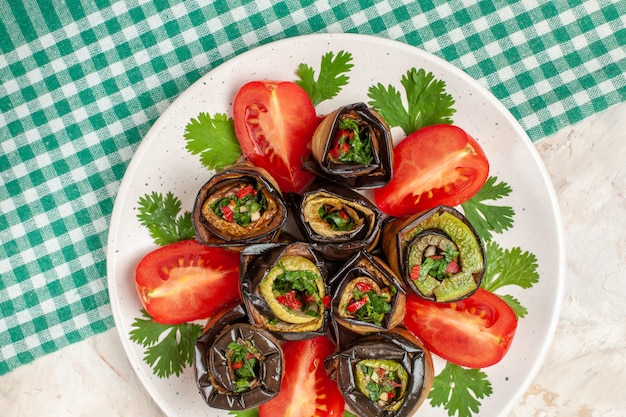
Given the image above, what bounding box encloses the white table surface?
[2,100,625,417]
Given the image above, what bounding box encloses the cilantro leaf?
[498,293,529,318]
[136,192,195,246]
[296,50,353,106]
[129,309,203,378]
[184,112,242,171]
[461,176,515,242]
[429,362,492,417]
[482,240,540,292]
[368,68,455,135]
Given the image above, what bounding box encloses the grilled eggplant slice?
[194,304,283,410]
[240,242,329,340]
[382,205,485,302]
[193,160,287,248]
[325,329,434,417]
[288,182,383,261]
[303,103,392,188]
[329,251,406,335]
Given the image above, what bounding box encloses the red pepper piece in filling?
[346,296,369,313]
[355,281,373,293]
[237,184,257,199]
[221,205,235,223]
[277,290,303,311]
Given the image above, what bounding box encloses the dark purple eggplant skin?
[302,102,393,189]
[329,250,406,337]
[287,181,384,261]
[240,242,330,341]
[325,329,434,417]
[192,162,287,248]
[194,304,283,411]
[382,205,486,302]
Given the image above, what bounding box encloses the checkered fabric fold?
[1,0,624,375]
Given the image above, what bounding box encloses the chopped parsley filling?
[210,183,267,227]
[226,338,262,393]
[272,264,324,317]
[356,359,408,411]
[329,117,373,164]
[318,204,357,231]
[344,280,396,326]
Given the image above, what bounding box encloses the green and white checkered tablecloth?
[1,0,624,375]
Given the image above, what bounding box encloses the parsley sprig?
[296,50,353,106]
[481,240,539,318]
[430,362,493,417]
[184,112,242,171]
[136,191,195,246]
[129,309,203,378]
[368,67,456,135]
[461,176,515,242]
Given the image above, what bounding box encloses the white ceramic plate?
[107,33,565,417]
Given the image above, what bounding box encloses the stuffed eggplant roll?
[240,242,329,340]
[193,160,287,248]
[325,329,434,417]
[194,304,283,410]
[288,182,383,261]
[303,103,392,188]
[330,251,405,335]
[382,205,485,302]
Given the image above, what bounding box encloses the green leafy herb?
[429,362,493,417]
[329,117,373,164]
[318,206,356,231]
[136,191,195,246]
[498,293,529,318]
[129,309,203,378]
[184,112,242,171]
[367,68,455,135]
[273,265,321,301]
[227,339,261,392]
[296,50,353,106]
[228,409,260,417]
[481,240,539,318]
[461,176,515,242]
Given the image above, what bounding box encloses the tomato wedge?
[404,288,517,368]
[233,81,319,193]
[135,240,240,324]
[374,124,489,217]
[259,336,345,417]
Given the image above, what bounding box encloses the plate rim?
[106,32,566,417]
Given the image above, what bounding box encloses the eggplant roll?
[192,160,287,248]
[288,182,383,261]
[325,329,434,417]
[302,103,393,189]
[382,205,485,302]
[240,242,329,340]
[329,251,406,335]
[194,304,283,410]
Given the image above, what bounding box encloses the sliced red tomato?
[259,336,345,417]
[233,80,319,193]
[404,288,518,368]
[135,239,240,324]
[374,124,489,217]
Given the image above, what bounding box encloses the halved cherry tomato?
[259,336,345,417]
[233,81,319,193]
[374,124,489,217]
[404,288,517,368]
[135,239,240,324]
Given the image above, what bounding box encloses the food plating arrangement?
[125,48,541,417]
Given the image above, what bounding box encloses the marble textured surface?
[2,101,625,417]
